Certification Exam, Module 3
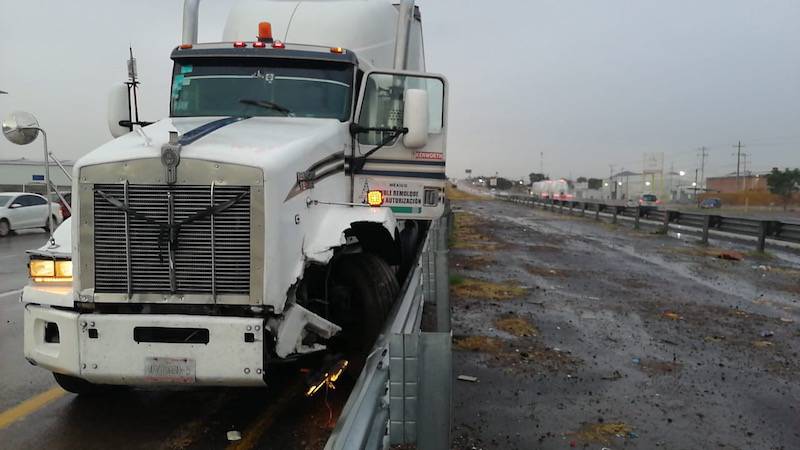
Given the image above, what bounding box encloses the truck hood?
[74,116,347,176]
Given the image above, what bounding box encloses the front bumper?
[24,305,267,386]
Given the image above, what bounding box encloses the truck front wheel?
[332,253,399,356]
[53,373,107,395]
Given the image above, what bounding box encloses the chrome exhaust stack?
[182,0,201,46]
[393,0,414,69]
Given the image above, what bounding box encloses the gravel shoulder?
[450,194,800,450]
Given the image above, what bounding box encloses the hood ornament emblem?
[161,131,182,185]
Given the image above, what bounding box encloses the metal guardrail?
[498,195,800,252]
[325,211,453,450]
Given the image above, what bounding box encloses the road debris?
[753,340,775,348]
[226,430,242,441]
[713,250,745,261]
[457,375,479,383]
[760,330,775,338]
[661,311,682,320]
[601,370,623,381]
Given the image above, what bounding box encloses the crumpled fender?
[302,204,398,264]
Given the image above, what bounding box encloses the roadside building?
[0,158,73,193]
[706,174,768,193]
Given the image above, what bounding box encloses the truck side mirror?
[107,84,131,138]
[402,89,429,149]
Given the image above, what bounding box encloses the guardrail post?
[612,206,618,224]
[435,222,450,333]
[701,215,711,244]
[634,207,641,230]
[595,203,600,221]
[757,221,768,253]
[581,202,586,217]
[662,210,671,234]
[416,333,452,450]
[569,202,574,215]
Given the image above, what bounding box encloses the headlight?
[29,258,72,283]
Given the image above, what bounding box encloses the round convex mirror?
[2,111,40,145]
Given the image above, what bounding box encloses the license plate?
[144,357,196,383]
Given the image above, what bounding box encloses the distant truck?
[530,179,574,201]
[21,0,447,393]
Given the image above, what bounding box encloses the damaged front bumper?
[24,304,268,386]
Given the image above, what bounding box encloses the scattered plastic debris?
[457,375,479,383]
[661,311,682,320]
[753,340,774,348]
[780,317,794,323]
[631,357,641,365]
[227,430,242,441]
[759,330,774,338]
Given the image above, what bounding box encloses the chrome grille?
[93,184,251,295]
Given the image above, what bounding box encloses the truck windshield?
[170,59,354,121]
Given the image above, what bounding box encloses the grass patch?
[450,278,526,301]
[445,183,485,201]
[451,254,495,271]
[449,274,465,286]
[525,265,566,278]
[453,335,505,353]
[495,316,538,337]
[569,422,633,445]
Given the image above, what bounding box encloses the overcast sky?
[1,0,798,180]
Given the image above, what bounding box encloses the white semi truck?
[18,0,447,393]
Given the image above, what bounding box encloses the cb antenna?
[121,46,152,131]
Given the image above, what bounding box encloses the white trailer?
[19,0,448,393]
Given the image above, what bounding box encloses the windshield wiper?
[239,99,293,116]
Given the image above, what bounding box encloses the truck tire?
[0,219,9,237]
[332,253,399,355]
[53,373,107,395]
[398,221,420,282]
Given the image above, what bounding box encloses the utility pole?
[697,146,708,189]
[608,165,615,200]
[733,141,745,191]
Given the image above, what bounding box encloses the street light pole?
[25,127,53,240]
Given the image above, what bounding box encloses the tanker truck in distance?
[21,0,448,393]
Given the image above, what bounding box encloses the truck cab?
[21,0,447,393]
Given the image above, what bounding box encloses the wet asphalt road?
[0,231,350,450]
[450,195,800,449]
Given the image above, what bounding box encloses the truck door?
[350,71,448,220]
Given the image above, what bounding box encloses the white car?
[0,192,63,237]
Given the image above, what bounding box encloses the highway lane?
[0,231,53,412]
[0,230,350,449]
